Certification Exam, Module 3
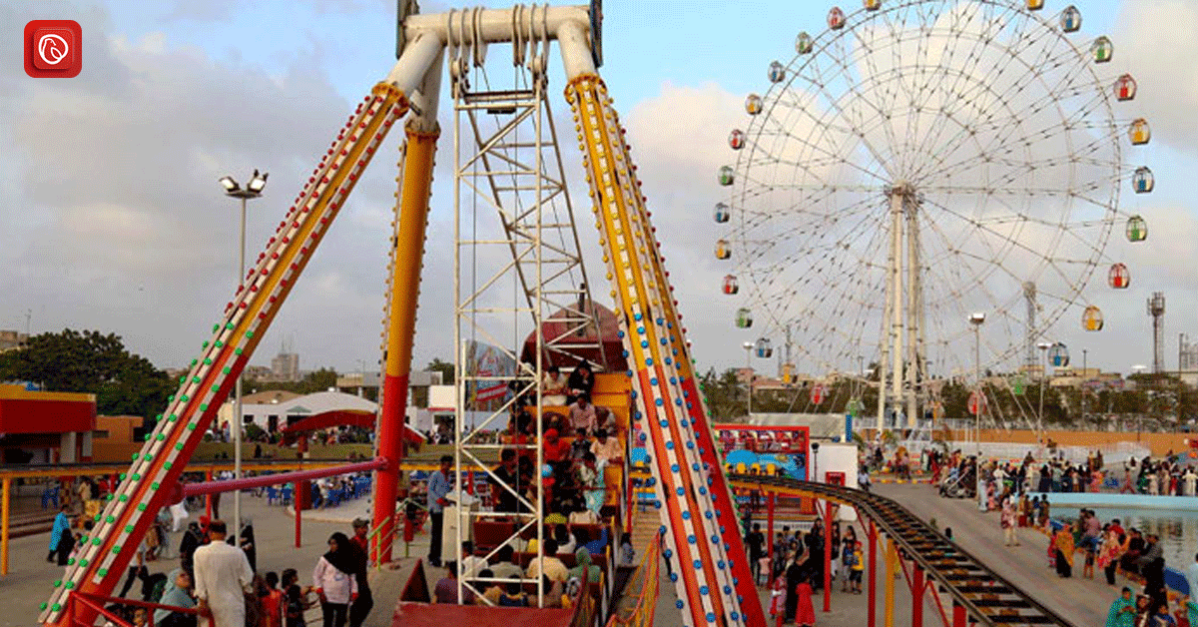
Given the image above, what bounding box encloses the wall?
[941,428,1190,457]
[815,442,859,522]
[92,415,144,463]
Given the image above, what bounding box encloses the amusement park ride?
[38,1,762,626]
[34,1,1154,626]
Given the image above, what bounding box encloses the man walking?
[194,520,253,627]
[348,519,374,627]
[745,523,766,584]
[427,456,453,567]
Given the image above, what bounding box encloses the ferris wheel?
[715,0,1153,427]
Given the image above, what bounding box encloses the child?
[795,575,817,627]
[263,571,283,627]
[284,584,309,627]
[769,573,787,620]
[840,539,854,592]
[498,581,528,607]
[850,541,865,594]
[619,533,636,566]
[282,568,315,627]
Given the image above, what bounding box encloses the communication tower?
[1149,292,1166,373]
[1023,282,1037,371]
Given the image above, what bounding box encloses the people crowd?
[941,448,1198,626]
[417,359,625,611]
[754,513,864,626]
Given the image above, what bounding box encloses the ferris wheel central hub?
[886,182,917,201]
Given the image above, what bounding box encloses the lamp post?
[969,313,985,451]
[218,169,268,539]
[1037,341,1053,455]
[811,441,820,484]
[743,341,754,420]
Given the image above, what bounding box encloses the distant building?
[0,330,28,353]
[335,369,442,398]
[270,351,300,382]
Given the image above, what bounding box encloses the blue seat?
[41,486,59,509]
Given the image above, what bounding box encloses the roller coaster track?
[728,474,1077,627]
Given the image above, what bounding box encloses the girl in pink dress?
[769,574,787,619]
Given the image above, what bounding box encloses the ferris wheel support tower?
[878,183,925,432]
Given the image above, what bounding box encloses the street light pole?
[219,170,268,539]
[1037,341,1052,457]
[969,313,985,453]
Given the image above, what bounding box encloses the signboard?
[465,340,516,405]
[713,424,809,482]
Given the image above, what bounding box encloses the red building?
[0,385,96,464]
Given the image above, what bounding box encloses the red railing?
[66,591,199,627]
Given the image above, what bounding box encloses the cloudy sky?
[2,0,1196,380]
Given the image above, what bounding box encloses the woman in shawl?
[1055,526,1075,578]
[155,569,197,627]
[578,452,605,515]
[569,547,601,584]
[313,533,358,627]
[1107,588,1137,627]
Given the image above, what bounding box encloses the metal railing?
[605,535,661,627]
[65,591,199,627]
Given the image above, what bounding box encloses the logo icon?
[24,20,81,78]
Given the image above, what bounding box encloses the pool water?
[1058,506,1198,568]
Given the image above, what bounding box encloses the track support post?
[912,565,924,627]
[953,602,967,627]
[884,536,896,627]
[868,521,877,627]
[823,503,832,612]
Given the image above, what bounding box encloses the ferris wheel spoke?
[800,45,904,180]
[898,5,1015,175]
[931,81,1109,185]
[742,199,888,281]
[751,105,893,187]
[916,32,1099,182]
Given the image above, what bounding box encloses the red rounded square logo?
[24,20,81,78]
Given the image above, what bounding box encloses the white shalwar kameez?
[194,540,253,627]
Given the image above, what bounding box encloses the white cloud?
[0,2,439,373]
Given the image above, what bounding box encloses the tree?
[0,329,173,423]
[699,367,746,421]
[426,358,455,386]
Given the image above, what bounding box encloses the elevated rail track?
[729,474,1076,627]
